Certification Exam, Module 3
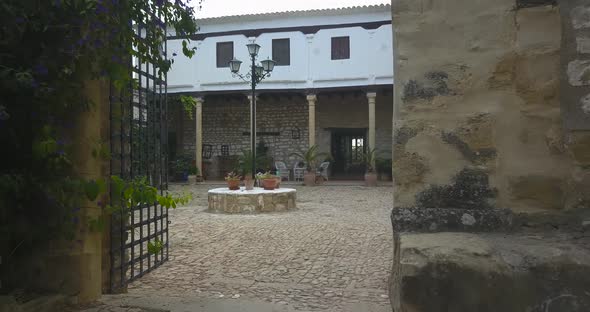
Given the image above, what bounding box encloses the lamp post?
[228,43,276,179]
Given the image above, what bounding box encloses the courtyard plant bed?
[291,145,329,186]
[225,172,242,190]
[257,172,278,190]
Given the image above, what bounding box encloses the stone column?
[367,92,377,151]
[195,97,203,178]
[68,78,108,302]
[307,94,317,147]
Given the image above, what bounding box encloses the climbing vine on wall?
[0,0,199,284]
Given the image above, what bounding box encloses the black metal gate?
[109,15,169,292]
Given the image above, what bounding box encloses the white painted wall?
[166,5,393,94]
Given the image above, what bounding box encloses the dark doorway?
[331,128,367,180]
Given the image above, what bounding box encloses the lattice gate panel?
[109,10,169,293]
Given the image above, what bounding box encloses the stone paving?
[102,184,393,311]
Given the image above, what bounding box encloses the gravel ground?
[97,184,394,312]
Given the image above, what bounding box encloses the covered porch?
[167,85,393,181]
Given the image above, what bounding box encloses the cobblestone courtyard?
[97,184,393,312]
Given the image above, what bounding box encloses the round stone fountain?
[207,187,297,214]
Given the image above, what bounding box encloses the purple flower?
[77,37,87,46]
[31,80,39,88]
[93,39,103,48]
[15,17,25,24]
[95,4,108,14]
[72,207,81,212]
[72,216,79,224]
[156,0,165,7]
[57,139,65,145]
[33,64,48,76]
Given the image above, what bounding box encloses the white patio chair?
[293,161,305,182]
[275,161,290,181]
[316,162,330,181]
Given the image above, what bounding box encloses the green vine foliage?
[0,0,199,287]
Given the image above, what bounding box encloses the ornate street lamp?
[228,44,276,178]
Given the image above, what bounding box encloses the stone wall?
[391,0,589,213]
[169,91,393,178]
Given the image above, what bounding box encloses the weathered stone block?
[414,168,497,210]
[509,175,565,210]
[577,37,590,54]
[442,114,497,164]
[571,5,590,29]
[391,207,513,233]
[566,132,590,165]
[393,152,428,186]
[390,232,590,312]
[516,0,557,9]
[515,53,560,105]
[489,53,517,89]
[567,59,590,86]
[516,6,560,54]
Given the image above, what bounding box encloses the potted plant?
[364,148,378,187]
[256,171,278,190]
[188,166,200,184]
[291,145,329,186]
[238,150,256,190]
[173,155,191,182]
[225,172,242,190]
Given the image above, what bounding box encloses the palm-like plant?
[237,149,254,176]
[290,145,329,172]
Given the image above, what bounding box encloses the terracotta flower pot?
[227,179,240,190]
[303,172,316,186]
[364,172,378,187]
[244,177,255,190]
[262,178,278,190]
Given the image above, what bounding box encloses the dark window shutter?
[216,42,234,68]
[331,36,350,60]
[272,38,290,66]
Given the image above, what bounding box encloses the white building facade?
[166,5,394,180]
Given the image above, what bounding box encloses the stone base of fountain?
[207,187,297,214]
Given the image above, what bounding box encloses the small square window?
[216,42,234,68]
[272,38,290,66]
[331,36,350,60]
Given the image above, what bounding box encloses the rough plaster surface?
[391,0,584,212]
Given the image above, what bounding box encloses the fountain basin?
[207,187,297,214]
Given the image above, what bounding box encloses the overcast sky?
[194,0,390,18]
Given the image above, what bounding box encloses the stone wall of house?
[168,91,394,179]
[170,95,309,178]
[391,0,590,213]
